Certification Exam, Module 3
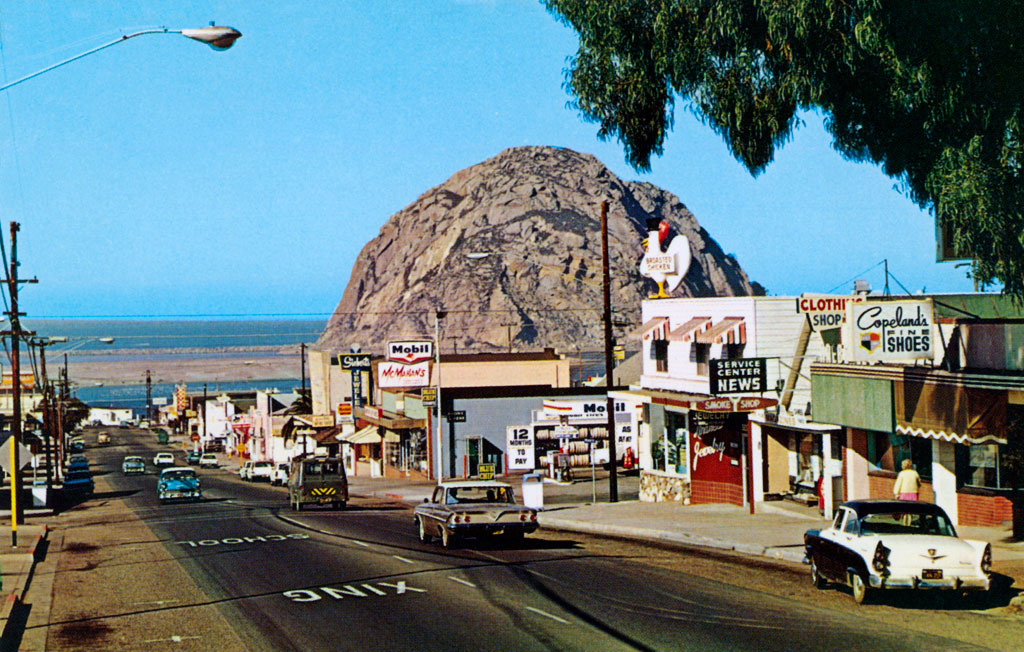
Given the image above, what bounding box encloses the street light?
[0,24,241,94]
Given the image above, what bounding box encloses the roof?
[439,348,565,364]
[841,500,947,519]
[438,480,512,489]
[160,466,195,474]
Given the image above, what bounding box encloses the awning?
[638,317,669,340]
[895,424,1007,446]
[344,425,400,445]
[695,317,746,344]
[667,316,711,342]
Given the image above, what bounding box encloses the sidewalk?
[0,524,48,646]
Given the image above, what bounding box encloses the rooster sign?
[639,218,691,298]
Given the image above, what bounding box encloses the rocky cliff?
[317,146,762,354]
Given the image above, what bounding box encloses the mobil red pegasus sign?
[387,340,434,364]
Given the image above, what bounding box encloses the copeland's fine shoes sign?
[846,299,935,363]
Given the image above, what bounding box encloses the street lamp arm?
[0,25,241,94]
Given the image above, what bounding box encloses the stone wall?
[640,469,691,503]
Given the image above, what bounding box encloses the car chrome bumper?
[869,574,990,591]
[447,522,539,535]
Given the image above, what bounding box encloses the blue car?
[64,469,94,495]
[158,467,201,503]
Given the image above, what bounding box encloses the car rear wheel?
[850,571,870,604]
[810,557,826,589]
[417,517,432,543]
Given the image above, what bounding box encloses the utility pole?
[300,342,307,456]
[3,222,37,545]
[202,383,208,452]
[38,341,52,491]
[601,201,618,503]
[145,370,152,423]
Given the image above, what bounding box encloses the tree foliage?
[545,0,1024,295]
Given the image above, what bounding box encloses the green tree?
[545,0,1024,294]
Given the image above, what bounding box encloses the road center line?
[393,555,414,564]
[447,576,476,588]
[350,540,370,547]
[525,607,570,624]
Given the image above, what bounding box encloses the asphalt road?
[44,429,1017,651]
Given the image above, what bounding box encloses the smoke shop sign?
[848,299,934,363]
[710,358,766,394]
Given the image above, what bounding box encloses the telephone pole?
[145,370,152,422]
[3,222,37,545]
[300,342,307,456]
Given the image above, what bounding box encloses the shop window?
[955,443,1011,489]
[653,339,669,373]
[724,343,745,360]
[867,432,931,480]
[652,411,688,475]
[692,343,710,376]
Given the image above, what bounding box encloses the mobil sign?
[387,341,433,364]
[797,293,863,332]
[542,399,626,420]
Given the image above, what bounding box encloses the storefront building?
[811,297,1024,527]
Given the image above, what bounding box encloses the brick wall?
[957,491,1014,526]
[691,479,743,506]
[867,471,935,503]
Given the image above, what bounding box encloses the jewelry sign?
[846,299,935,362]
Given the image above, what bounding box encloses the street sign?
[478,463,495,480]
[152,397,168,406]
[554,424,579,438]
[0,439,33,473]
[447,410,466,423]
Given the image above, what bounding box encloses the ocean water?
[21,319,326,413]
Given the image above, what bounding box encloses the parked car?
[96,432,111,445]
[139,420,151,428]
[804,500,992,604]
[153,452,175,467]
[249,461,274,482]
[63,469,94,495]
[186,450,202,465]
[121,456,146,474]
[69,437,86,452]
[414,481,538,549]
[287,457,348,510]
[156,429,170,445]
[66,455,89,473]
[271,463,290,486]
[199,453,218,469]
[239,461,255,481]
[158,467,202,503]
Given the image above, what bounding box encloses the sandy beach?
[65,354,302,386]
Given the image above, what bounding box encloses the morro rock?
[317,146,761,354]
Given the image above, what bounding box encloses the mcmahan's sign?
[378,360,430,388]
[846,299,935,362]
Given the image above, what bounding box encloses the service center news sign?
[710,358,766,394]
[846,299,935,362]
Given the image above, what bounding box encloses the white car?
[804,500,992,604]
[199,453,218,469]
[153,452,175,467]
[239,461,254,480]
[249,461,274,482]
[271,463,290,486]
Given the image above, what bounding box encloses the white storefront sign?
[846,299,935,362]
[796,293,864,332]
[506,426,535,471]
[542,399,627,420]
[377,360,431,388]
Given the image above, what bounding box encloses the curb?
[539,516,807,564]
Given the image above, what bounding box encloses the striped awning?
[668,316,712,342]
[695,317,746,344]
[343,425,400,445]
[639,317,670,341]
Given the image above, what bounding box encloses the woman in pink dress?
[892,458,922,501]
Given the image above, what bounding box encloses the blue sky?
[0,1,976,320]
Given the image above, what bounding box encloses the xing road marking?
[525,607,571,624]
[284,581,426,602]
[448,576,477,588]
[177,533,309,547]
